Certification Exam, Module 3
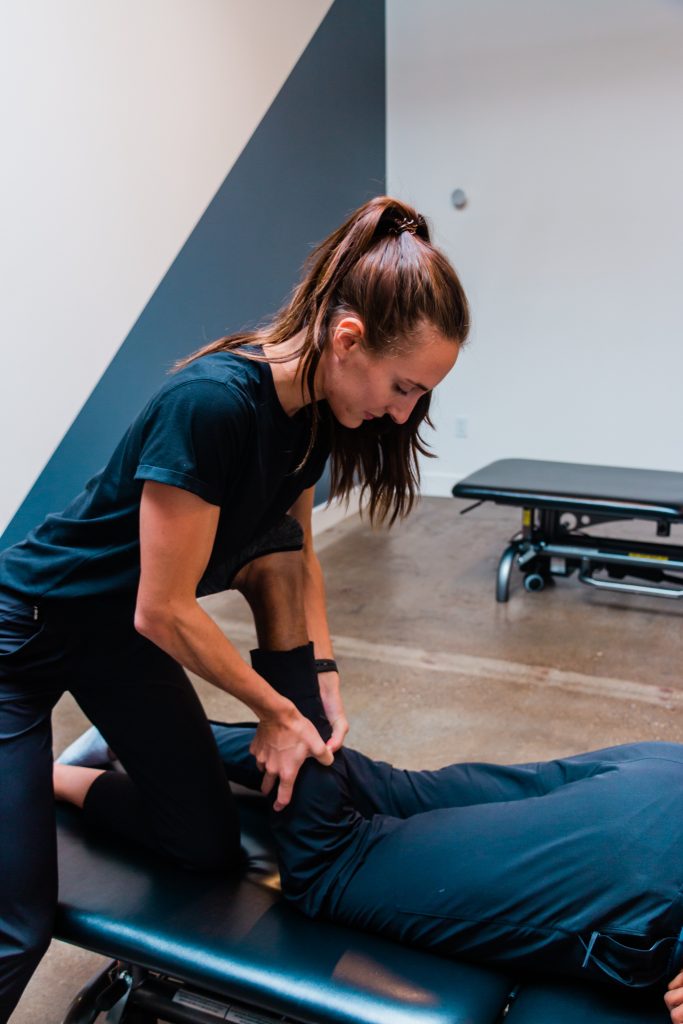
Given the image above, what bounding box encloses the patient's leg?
[211,723,557,814]
[341,741,683,817]
[339,750,553,817]
[210,721,555,815]
[211,720,680,823]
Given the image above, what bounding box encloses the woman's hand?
[319,671,349,753]
[250,703,334,812]
[665,971,683,1022]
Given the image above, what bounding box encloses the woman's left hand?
[318,671,349,753]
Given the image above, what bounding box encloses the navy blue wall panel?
[2,0,385,548]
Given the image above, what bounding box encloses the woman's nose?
[387,395,419,425]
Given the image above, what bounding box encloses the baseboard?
[312,474,465,530]
[418,470,465,498]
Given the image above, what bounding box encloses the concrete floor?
[11,496,683,1022]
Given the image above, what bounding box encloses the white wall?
[387,0,683,494]
[0,0,331,535]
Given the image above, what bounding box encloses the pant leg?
[0,591,64,1023]
[208,719,661,820]
[340,741,683,818]
[338,750,554,817]
[69,614,242,872]
[0,693,60,1023]
[209,722,569,813]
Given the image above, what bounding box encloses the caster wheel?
[523,572,546,593]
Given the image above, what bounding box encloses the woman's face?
[321,317,460,430]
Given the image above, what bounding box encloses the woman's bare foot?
[665,971,683,1022]
[53,763,105,808]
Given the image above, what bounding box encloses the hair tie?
[393,216,418,235]
[387,213,427,238]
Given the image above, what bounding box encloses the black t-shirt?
[0,348,330,603]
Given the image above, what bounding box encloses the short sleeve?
[134,379,251,506]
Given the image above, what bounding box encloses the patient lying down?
[55,682,683,1022]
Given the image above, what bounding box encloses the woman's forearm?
[135,601,291,722]
[300,548,348,749]
[301,549,335,660]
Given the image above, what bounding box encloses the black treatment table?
[55,790,671,1024]
[451,459,683,603]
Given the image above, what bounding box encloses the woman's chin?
[332,408,366,429]
[331,407,386,430]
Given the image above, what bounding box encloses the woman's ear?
[330,315,365,360]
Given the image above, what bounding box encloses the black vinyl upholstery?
[452,459,683,520]
[55,788,671,1022]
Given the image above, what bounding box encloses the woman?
[0,196,468,1021]
[57,692,683,1022]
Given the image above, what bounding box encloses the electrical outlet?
[455,415,468,439]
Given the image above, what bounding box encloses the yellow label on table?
[627,552,669,562]
[522,510,532,526]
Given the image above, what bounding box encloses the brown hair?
[176,196,470,525]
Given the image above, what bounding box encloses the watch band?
[314,658,338,675]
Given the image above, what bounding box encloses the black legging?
[211,721,683,992]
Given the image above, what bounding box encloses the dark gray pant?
[212,723,683,991]
[0,595,241,1023]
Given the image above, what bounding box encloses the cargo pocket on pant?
[580,930,678,987]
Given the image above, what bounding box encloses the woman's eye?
[394,384,410,396]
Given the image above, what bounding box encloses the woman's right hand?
[249,704,334,812]
[665,971,683,1023]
